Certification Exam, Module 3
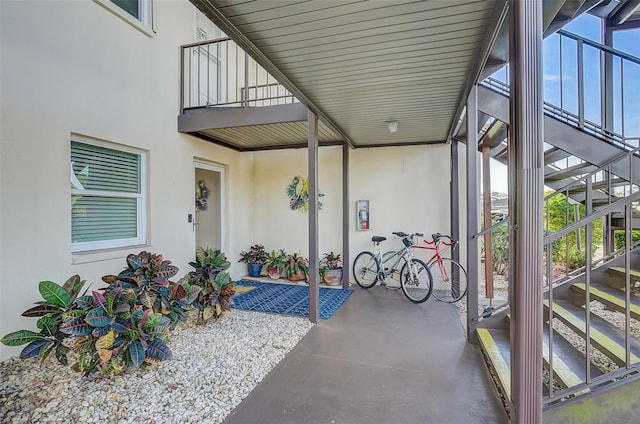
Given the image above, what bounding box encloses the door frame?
[193,159,226,252]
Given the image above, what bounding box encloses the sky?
[486,14,640,194]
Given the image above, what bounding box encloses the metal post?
[466,85,480,342]
[342,143,350,289]
[451,139,460,264]
[603,23,614,133]
[509,1,544,422]
[180,46,185,114]
[577,39,585,130]
[308,110,320,323]
[244,51,249,108]
[482,145,494,300]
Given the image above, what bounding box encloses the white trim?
[194,160,226,252]
[71,137,147,253]
[93,0,155,37]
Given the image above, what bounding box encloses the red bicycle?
[412,233,468,303]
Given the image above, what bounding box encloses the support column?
[308,110,319,323]
[509,1,544,422]
[466,85,480,342]
[342,143,350,289]
[451,139,460,264]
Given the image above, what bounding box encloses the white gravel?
[0,310,314,424]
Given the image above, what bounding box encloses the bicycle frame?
[372,241,414,281]
[412,235,456,280]
[353,231,433,303]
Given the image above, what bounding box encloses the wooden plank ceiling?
[191,0,499,149]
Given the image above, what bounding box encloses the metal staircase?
[472,25,640,422]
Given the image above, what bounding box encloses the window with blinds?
[71,140,146,252]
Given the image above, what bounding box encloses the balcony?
[178,38,343,151]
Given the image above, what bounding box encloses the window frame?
[71,138,147,253]
[93,0,155,36]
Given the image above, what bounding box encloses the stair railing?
[543,146,640,283]
[482,30,640,151]
[543,188,640,403]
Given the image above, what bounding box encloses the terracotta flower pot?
[288,270,304,282]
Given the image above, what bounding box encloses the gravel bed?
[0,310,314,424]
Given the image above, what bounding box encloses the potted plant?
[284,252,309,282]
[266,249,286,280]
[320,252,343,286]
[239,244,268,277]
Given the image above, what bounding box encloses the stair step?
[546,163,598,181]
[544,146,571,165]
[477,328,511,402]
[593,196,622,206]
[542,326,601,394]
[566,178,627,194]
[477,326,594,397]
[608,266,640,281]
[544,299,640,367]
[506,314,595,392]
[572,283,640,321]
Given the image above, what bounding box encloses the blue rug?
[233,281,352,320]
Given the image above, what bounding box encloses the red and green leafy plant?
[0,275,86,365]
[183,247,236,323]
[102,251,200,329]
[283,253,309,280]
[0,251,200,375]
[62,283,174,374]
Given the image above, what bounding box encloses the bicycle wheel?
[429,258,468,302]
[353,251,380,289]
[400,258,432,303]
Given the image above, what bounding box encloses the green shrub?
[613,230,640,250]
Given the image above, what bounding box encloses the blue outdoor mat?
[233,281,353,320]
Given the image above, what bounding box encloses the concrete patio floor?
[223,285,508,424]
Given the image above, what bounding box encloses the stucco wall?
[0,0,253,360]
[251,144,452,269]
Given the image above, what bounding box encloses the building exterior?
[0,0,450,361]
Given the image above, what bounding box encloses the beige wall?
[0,0,253,360]
[252,146,343,255]
[250,145,452,267]
[349,145,452,261]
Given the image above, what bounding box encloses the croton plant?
[0,251,203,375]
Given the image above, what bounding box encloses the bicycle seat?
[371,236,387,243]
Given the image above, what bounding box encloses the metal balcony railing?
[180,38,298,113]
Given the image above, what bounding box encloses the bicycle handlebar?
[432,233,457,246]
